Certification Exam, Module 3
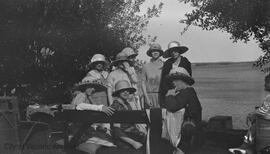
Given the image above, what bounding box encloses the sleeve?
[71,93,103,111]
[76,103,103,111]
[165,92,189,113]
[187,88,202,119]
[106,72,114,89]
[182,57,192,76]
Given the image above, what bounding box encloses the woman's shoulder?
[71,92,87,105]
[181,87,197,95]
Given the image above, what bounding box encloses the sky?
[137,0,263,63]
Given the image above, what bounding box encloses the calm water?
[192,62,265,129]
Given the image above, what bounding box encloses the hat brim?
[163,46,188,58]
[128,53,138,59]
[146,49,164,57]
[112,87,136,97]
[76,83,107,92]
[90,61,106,66]
[165,73,194,85]
[110,58,131,67]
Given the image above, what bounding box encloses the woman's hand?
[101,106,115,116]
[166,89,176,96]
[145,96,153,107]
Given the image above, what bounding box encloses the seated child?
[110,80,146,149]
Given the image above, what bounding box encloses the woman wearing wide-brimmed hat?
[141,43,164,108]
[107,51,139,108]
[86,54,109,81]
[159,41,192,107]
[110,80,146,150]
[164,66,202,153]
[70,76,115,154]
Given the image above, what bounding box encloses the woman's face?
[119,90,130,100]
[172,79,187,90]
[94,62,104,71]
[85,87,95,96]
[151,51,160,59]
[171,51,180,59]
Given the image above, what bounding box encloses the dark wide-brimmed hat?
[75,76,107,92]
[166,67,194,85]
[163,41,189,58]
[112,80,136,97]
[146,43,163,57]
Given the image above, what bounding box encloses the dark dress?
[159,56,192,107]
[165,87,202,150]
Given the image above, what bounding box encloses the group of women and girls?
[70,41,202,154]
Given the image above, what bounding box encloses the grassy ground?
[192,62,265,129]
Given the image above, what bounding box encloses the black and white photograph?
[0,0,270,154]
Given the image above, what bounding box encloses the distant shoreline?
[192,61,254,67]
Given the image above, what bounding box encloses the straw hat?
[166,67,194,85]
[90,54,106,66]
[146,43,163,57]
[110,52,131,67]
[121,47,138,59]
[112,80,136,97]
[163,41,188,58]
[75,76,107,92]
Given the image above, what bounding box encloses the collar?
[150,58,162,64]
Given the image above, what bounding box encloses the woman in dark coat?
[159,41,192,107]
[164,66,202,152]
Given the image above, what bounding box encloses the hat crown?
[91,54,106,63]
[114,80,132,92]
[115,52,128,60]
[168,41,181,49]
[169,67,190,77]
[121,47,137,57]
[149,43,162,50]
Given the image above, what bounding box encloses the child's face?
[119,90,130,100]
[85,87,95,96]
[94,62,104,71]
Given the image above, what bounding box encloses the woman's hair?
[265,74,270,92]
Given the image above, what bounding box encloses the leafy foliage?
[180,0,270,71]
[0,0,163,104]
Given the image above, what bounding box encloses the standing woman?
[164,67,202,153]
[141,43,164,108]
[159,41,192,107]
